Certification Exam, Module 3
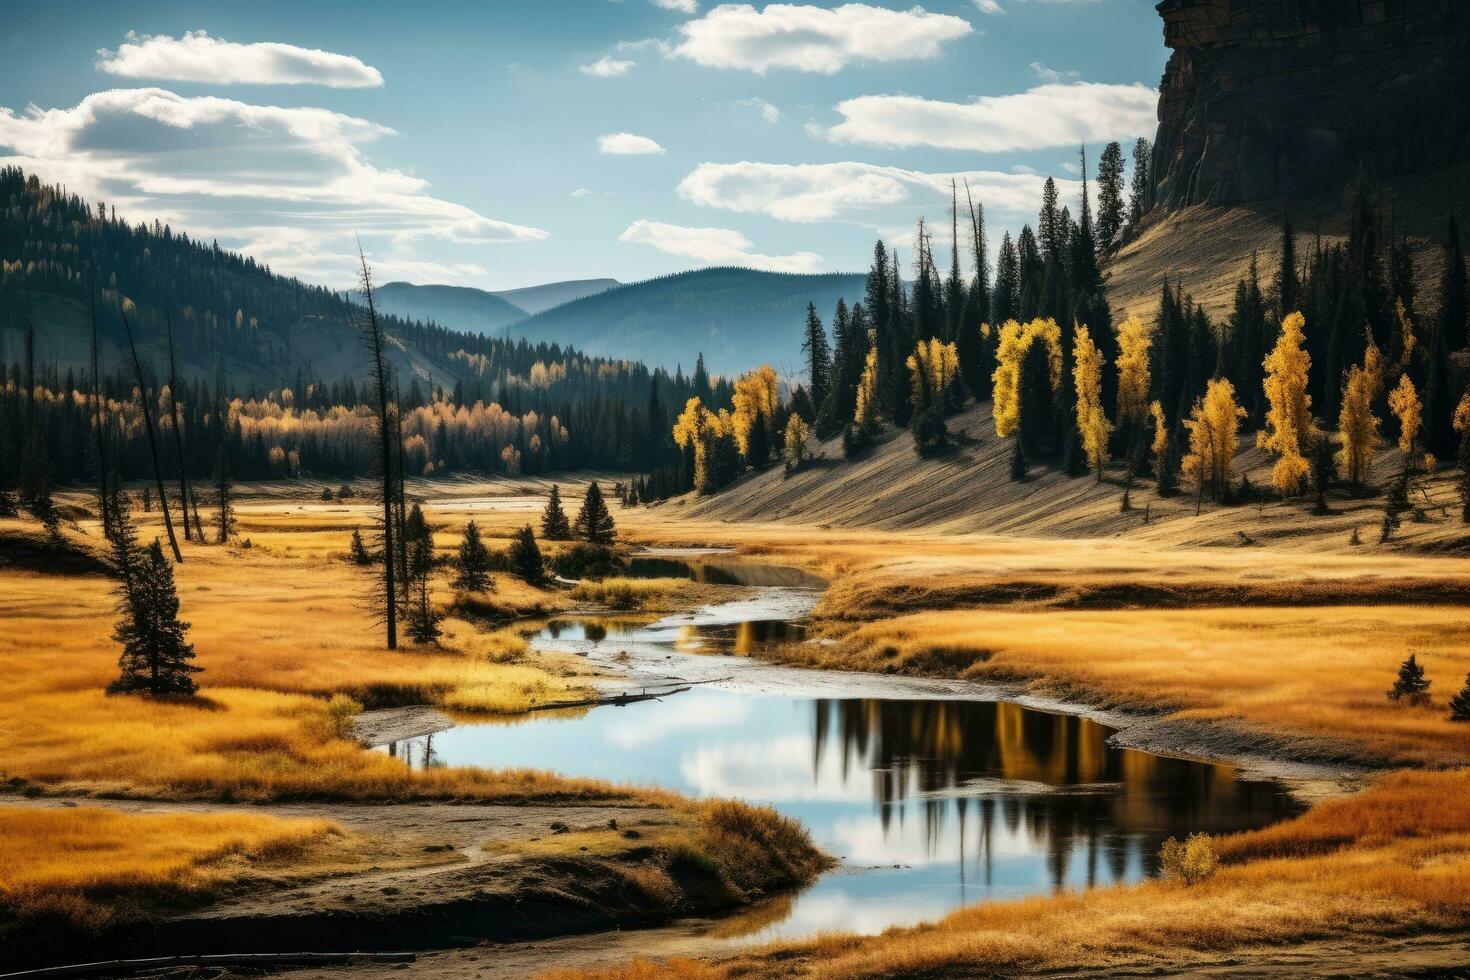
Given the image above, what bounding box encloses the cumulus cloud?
[580,55,635,77]
[0,88,545,284]
[974,0,1005,13]
[670,3,972,74]
[651,0,699,11]
[619,219,823,272]
[597,131,666,154]
[824,82,1157,152]
[733,97,780,124]
[95,31,383,88]
[677,160,1074,223]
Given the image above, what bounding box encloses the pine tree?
[1379,466,1411,543]
[1449,673,1470,722]
[1009,437,1028,482]
[1454,391,1470,522]
[1128,137,1151,226]
[405,534,442,645]
[541,484,572,540]
[1273,212,1299,323]
[1439,215,1468,353]
[211,445,235,544]
[1096,141,1126,251]
[108,538,200,697]
[802,303,832,412]
[574,481,616,544]
[349,527,373,565]
[508,525,544,584]
[1386,653,1431,706]
[454,520,493,591]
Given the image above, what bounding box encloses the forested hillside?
[0,168,735,485]
[371,282,529,337]
[511,267,866,375]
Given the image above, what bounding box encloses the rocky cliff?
[1152,0,1470,210]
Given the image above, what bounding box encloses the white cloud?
[734,97,780,124]
[597,131,666,154]
[0,88,546,285]
[974,0,1005,13]
[570,187,594,198]
[652,0,699,11]
[619,219,824,272]
[580,55,636,77]
[1029,61,1079,83]
[95,30,383,88]
[678,160,1073,223]
[824,82,1157,152]
[670,3,973,74]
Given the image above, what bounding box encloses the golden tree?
[731,364,779,462]
[1181,378,1245,506]
[784,413,811,466]
[673,396,713,492]
[992,318,1062,439]
[1257,312,1322,495]
[1073,324,1111,481]
[1114,314,1152,428]
[1388,373,1422,469]
[906,338,959,409]
[1335,341,1383,490]
[854,343,880,429]
[1149,399,1168,466]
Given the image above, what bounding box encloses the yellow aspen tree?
[731,364,779,459]
[1114,314,1152,428]
[672,396,711,492]
[1388,373,1422,468]
[1149,399,1168,467]
[784,413,811,466]
[991,318,1062,439]
[853,343,880,429]
[1073,324,1111,481]
[906,338,959,408]
[1336,342,1383,490]
[1257,311,1322,495]
[1181,378,1245,506]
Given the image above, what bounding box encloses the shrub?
[553,542,622,581]
[1159,833,1218,885]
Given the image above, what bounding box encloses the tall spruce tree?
[454,520,493,592]
[1128,137,1152,225]
[1439,214,1468,353]
[211,444,235,544]
[574,481,616,545]
[541,483,572,539]
[1386,652,1431,706]
[1096,141,1126,251]
[801,303,832,412]
[108,538,200,697]
[508,525,544,583]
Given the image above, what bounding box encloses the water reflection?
[377,691,1300,940]
[532,616,807,656]
[625,555,826,589]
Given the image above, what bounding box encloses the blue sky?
[0,0,1168,291]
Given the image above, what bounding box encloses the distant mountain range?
[375,268,867,377]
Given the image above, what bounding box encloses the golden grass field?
[7,476,1470,975]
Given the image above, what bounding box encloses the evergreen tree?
[1009,437,1028,482]
[1386,652,1431,706]
[541,484,572,540]
[1449,673,1470,722]
[1455,392,1470,522]
[1273,212,1299,322]
[454,520,492,591]
[349,527,373,565]
[108,538,200,697]
[1128,137,1152,225]
[211,445,235,544]
[1039,178,1064,261]
[1439,214,1468,353]
[405,533,442,644]
[802,302,832,412]
[574,481,616,544]
[1018,338,1056,457]
[1379,466,1411,543]
[508,525,544,584]
[1096,141,1126,250]
[992,231,1020,324]
[816,300,860,438]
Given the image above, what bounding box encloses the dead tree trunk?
[357,249,397,649]
[90,288,110,532]
[164,312,194,542]
[122,311,182,562]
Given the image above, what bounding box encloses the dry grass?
[544,770,1470,979]
[0,806,344,929]
[570,577,688,610]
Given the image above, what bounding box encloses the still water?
[381,688,1301,940]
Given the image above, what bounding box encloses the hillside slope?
[666,401,1470,553]
[372,282,528,336]
[511,267,866,376]
[493,278,618,315]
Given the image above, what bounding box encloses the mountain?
[511,267,868,377]
[372,282,528,336]
[492,278,618,315]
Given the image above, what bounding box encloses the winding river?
[379,551,1302,942]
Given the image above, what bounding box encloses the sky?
[0,0,1170,292]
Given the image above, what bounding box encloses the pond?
[379,553,1301,941]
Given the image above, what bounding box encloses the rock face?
[1152,0,1470,210]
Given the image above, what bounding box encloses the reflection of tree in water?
[675,620,807,654]
[811,699,1300,885]
[385,733,442,769]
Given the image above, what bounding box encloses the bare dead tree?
[90,282,110,532]
[121,311,182,561]
[164,312,195,542]
[357,245,397,648]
